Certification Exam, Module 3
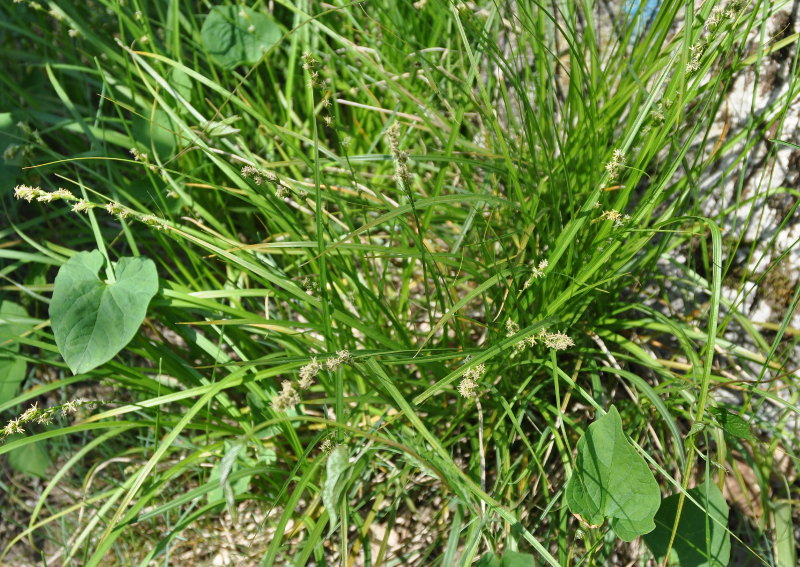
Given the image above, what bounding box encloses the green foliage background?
[0,0,798,565]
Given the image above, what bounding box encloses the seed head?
[241,165,266,185]
[53,188,74,200]
[505,319,520,337]
[14,184,43,202]
[298,357,322,389]
[36,410,54,425]
[272,380,300,412]
[140,214,165,229]
[105,201,130,219]
[325,350,352,372]
[130,148,148,162]
[458,377,478,398]
[1,419,24,437]
[301,51,316,70]
[604,150,626,181]
[320,438,334,454]
[72,199,92,213]
[543,331,575,351]
[463,362,486,382]
[706,5,725,31]
[524,258,549,288]
[19,403,39,423]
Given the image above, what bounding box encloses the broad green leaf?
[0,112,23,192]
[0,301,31,347]
[476,552,501,567]
[475,551,536,567]
[207,442,250,521]
[132,108,179,157]
[322,445,351,537]
[774,501,796,567]
[200,116,241,137]
[201,6,281,69]
[709,407,755,442]
[502,550,537,566]
[565,406,661,541]
[125,178,182,214]
[0,301,29,402]
[0,357,27,404]
[8,438,51,478]
[49,250,159,374]
[643,481,730,567]
[168,68,192,106]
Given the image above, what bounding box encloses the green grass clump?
[1,0,798,565]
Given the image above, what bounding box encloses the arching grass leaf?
[50,250,159,374]
[566,406,661,541]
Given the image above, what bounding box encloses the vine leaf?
[8,438,51,478]
[477,551,537,566]
[201,6,281,69]
[0,301,29,402]
[565,405,661,541]
[50,250,158,374]
[322,445,352,538]
[709,407,755,442]
[643,481,731,567]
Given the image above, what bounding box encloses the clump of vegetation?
[1,0,798,565]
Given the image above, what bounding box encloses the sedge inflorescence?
[458,362,486,399]
[687,1,744,74]
[273,350,354,412]
[508,323,576,357]
[14,184,167,228]
[596,209,631,228]
[1,399,99,440]
[604,149,626,181]
[387,123,412,187]
[523,258,549,289]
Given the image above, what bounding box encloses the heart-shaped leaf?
[8,438,51,478]
[0,112,24,191]
[643,481,730,567]
[132,108,179,158]
[201,6,281,69]
[476,551,537,567]
[709,407,755,442]
[323,445,351,537]
[168,68,193,106]
[566,405,661,541]
[50,250,158,374]
[0,301,29,402]
[0,356,27,403]
[501,551,537,567]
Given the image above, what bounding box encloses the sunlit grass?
[1,0,798,565]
